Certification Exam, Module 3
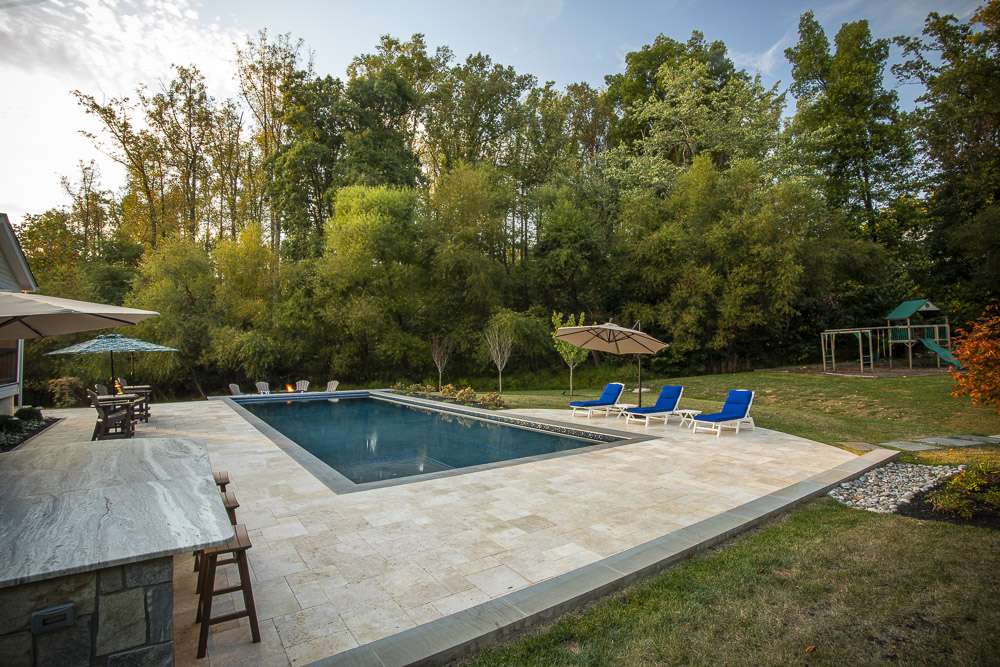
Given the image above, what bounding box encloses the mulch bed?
[897,484,1000,530]
[0,417,62,453]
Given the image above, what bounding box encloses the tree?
[951,306,1000,414]
[551,312,589,395]
[430,335,453,391]
[271,71,348,259]
[894,2,1000,318]
[318,185,426,379]
[74,91,166,247]
[126,237,217,396]
[237,30,305,254]
[145,65,214,239]
[341,68,421,187]
[785,12,914,234]
[483,312,515,393]
[605,31,737,146]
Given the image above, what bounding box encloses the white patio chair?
[255,381,270,395]
[325,380,339,392]
[295,380,310,392]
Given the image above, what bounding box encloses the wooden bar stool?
[195,524,260,659]
[213,470,230,493]
[194,490,239,573]
[222,490,239,525]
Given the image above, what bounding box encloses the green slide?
[920,338,962,369]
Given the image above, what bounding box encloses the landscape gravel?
[829,462,964,513]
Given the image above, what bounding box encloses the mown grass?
[464,499,1000,667]
[501,370,1000,446]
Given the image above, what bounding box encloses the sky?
[0,0,980,227]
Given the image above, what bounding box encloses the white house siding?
[0,213,39,413]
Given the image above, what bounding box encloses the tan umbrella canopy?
[0,292,159,339]
[554,322,667,406]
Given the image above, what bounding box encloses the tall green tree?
[785,12,914,234]
[318,186,427,378]
[605,32,737,146]
[894,1,1000,317]
[126,237,217,396]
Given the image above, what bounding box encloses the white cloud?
[731,32,790,78]
[0,0,245,225]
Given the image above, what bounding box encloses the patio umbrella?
[554,322,667,407]
[46,333,177,381]
[0,292,158,339]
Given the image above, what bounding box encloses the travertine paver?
[31,401,855,666]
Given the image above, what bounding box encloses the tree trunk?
[569,364,574,395]
[438,368,443,392]
[498,370,503,394]
[189,365,206,399]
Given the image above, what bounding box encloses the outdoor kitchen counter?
[0,437,234,588]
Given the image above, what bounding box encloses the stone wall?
[0,557,174,666]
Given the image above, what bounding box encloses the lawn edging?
[312,448,899,667]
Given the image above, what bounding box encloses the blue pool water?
[241,397,600,484]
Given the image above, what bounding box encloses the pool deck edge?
[310,447,899,667]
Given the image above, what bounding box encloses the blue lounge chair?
[569,382,625,418]
[691,389,755,437]
[624,385,684,426]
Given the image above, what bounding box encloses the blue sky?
[0,0,980,224]
[202,0,978,101]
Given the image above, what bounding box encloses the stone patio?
[29,400,857,666]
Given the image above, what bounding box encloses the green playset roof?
[885,299,941,321]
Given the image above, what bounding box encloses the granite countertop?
[0,437,235,588]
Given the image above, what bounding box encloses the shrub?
[951,306,1000,413]
[454,387,477,404]
[439,383,457,398]
[478,392,505,409]
[48,377,85,408]
[0,415,23,434]
[14,406,42,421]
[928,463,1000,519]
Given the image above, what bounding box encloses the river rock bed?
[829,462,964,513]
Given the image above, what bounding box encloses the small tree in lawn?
[951,306,1000,414]
[552,311,589,395]
[430,335,453,391]
[484,313,515,394]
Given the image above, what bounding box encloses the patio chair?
[569,382,625,418]
[88,389,135,440]
[255,381,270,395]
[325,380,339,392]
[228,383,242,396]
[95,383,110,396]
[118,379,151,423]
[690,389,755,437]
[295,380,310,392]
[624,385,684,426]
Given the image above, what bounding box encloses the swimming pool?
[235,394,622,487]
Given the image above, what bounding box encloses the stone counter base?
[0,557,174,667]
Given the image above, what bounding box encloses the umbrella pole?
[637,355,642,407]
[110,350,115,384]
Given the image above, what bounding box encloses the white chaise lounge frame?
[690,390,756,437]
[570,382,625,418]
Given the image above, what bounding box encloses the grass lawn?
[465,499,1000,666]
[500,370,1000,446]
